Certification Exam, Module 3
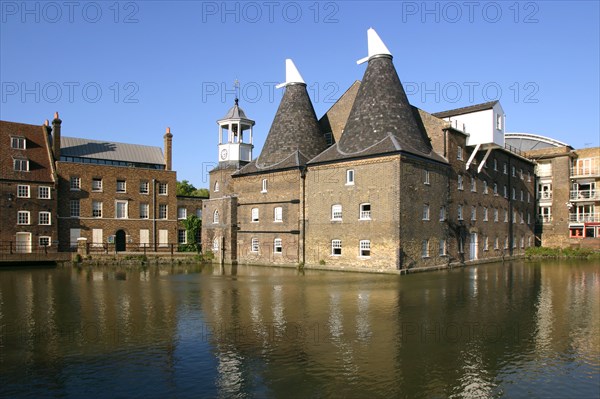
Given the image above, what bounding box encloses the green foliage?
[319,259,326,265]
[176,180,209,198]
[525,246,599,259]
[181,215,202,252]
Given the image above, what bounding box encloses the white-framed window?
[496,113,502,130]
[274,206,283,222]
[471,206,477,221]
[116,200,128,219]
[331,204,342,221]
[519,169,524,180]
[422,204,430,220]
[261,179,268,193]
[457,146,463,160]
[439,206,446,222]
[513,211,517,223]
[512,188,516,200]
[520,212,524,224]
[483,207,488,221]
[158,183,168,195]
[359,203,371,220]
[359,240,371,257]
[17,211,30,225]
[528,236,532,247]
[527,212,531,225]
[493,159,498,171]
[70,199,80,217]
[513,236,517,249]
[212,237,219,251]
[214,181,220,192]
[70,176,81,191]
[17,185,30,198]
[213,210,219,224]
[470,177,477,192]
[520,190,524,201]
[11,136,26,149]
[251,207,259,222]
[39,236,51,248]
[493,183,498,196]
[92,229,103,247]
[140,181,149,194]
[494,208,499,222]
[527,192,530,203]
[116,180,126,193]
[178,207,187,220]
[346,169,355,185]
[504,237,509,249]
[92,178,102,192]
[503,185,508,198]
[423,170,430,185]
[92,201,102,218]
[140,229,150,248]
[458,237,464,253]
[158,204,167,219]
[457,204,463,220]
[274,238,282,254]
[504,209,509,223]
[331,239,342,256]
[140,203,149,219]
[439,239,447,256]
[494,237,499,250]
[38,186,51,199]
[458,175,464,190]
[178,229,187,244]
[527,172,532,182]
[483,180,488,194]
[483,236,489,251]
[159,229,168,247]
[512,166,516,177]
[251,238,259,253]
[13,158,29,171]
[503,163,508,175]
[421,239,429,258]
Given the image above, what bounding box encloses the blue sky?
[1,1,599,188]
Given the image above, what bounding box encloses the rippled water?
[1,261,598,398]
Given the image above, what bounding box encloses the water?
[0,261,598,398]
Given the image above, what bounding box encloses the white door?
[158,229,168,247]
[92,229,103,247]
[140,229,149,247]
[15,232,32,253]
[70,228,81,249]
[469,233,478,261]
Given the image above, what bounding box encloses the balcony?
[569,213,600,223]
[538,191,553,201]
[536,215,552,224]
[571,157,600,177]
[359,210,371,220]
[570,190,600,201]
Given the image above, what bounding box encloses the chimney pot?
[54,112,59,120]
[44,120,49,126]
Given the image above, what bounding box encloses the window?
[70,200,80,217]
[483,207,488,221]
[13,159,29,171]
[422,239,429,258]
[11,136,26,149]
[196,208,202,218]
[331,240,342,256]
[92,178,102,192]
[458,175,464,190]
[494,208,499,222]
[178,207,187,220]
[493,183,498,196]
[527,192,530,203]
[422,204,430,220]
[504,237,509,249]
[39,236,51,248]
[504,209,508,223]
[17,211,30,225]
[470,177,477,192]
[346,170,355,185]
[213,237,219,252]
[140,229,150,247]
[520,212,524,224]
[527,172,531,182]
[503,163,508,175]
[92,201,102,218]
[38,186,51,199]
[483,236,489,251]
[17,185,30,198]
[457,146,463,160]
[493,159,498,171]
[159,230,168,247]
[439,239,447,256]
[140,203,149,219]
[359,240,371,257]
[274,206,283,222]
[496,114,502,130]
[527,212,531,224]
[214,181,220,192]
[178,230,187,244]
[274,238,282,254]
[512,188,516,200]
[439,206,446,222]
[158,183,168,195]
[331,204,342,221]
[520,190,524,201]
[423,170,430,185]
[458,237,464,253]
[116,180,126,193]
[360,203,371,220]
[70,176,81,190]
[458,205,463,220]
[471,206,477,221]
[503,185,508,198]
[140,181,149,194]
[494,237,499,250]
[251,238,259,253]
[261,179,268,193]
[213,210,219,224]
[512,211,517,223]
[513,236,517,249]
[512,166,516,177]
[251,208,259,222]
[158,204,167,219]
[483,180,488,194]
[116,201,128,219]
[519,169,524,180]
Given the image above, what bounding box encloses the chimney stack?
[164,127,173,171]
[52,112,62,161]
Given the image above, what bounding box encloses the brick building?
[0,120,58,253]
[202,29,536,271]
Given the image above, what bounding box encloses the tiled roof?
[219,100,251,121]
[61,136,165,165]
[432,101,498,119]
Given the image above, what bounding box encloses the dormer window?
[11,136,26,149]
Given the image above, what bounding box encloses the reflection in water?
[0,261,598,398]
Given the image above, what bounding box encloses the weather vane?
[234,79,240,104]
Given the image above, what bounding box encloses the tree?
[180,215,202,252]
[177,180,209,198]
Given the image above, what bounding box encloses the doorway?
[469,233,478,261]
[15,232,32,253]
[115,230,126,252]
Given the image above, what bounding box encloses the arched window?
[212,237,219,251]
[214,181,220,192]
[274,238,282,254]
[213,210,219,224]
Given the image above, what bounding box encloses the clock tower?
[217,98,254,166]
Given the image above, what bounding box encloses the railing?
[536,216,552,224]
[504,143,524,157]
[83,242,202,254]
[571,158,600,177]
[569,213,600,223]
[359,210,371,220]
[537,191,553,201]
[570,190,600,201]
[0,242,54,254]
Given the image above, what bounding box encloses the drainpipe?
[153,178,157,251]
[301,166,307,267]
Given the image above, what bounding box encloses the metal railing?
[536,216,553,224]
[0,242,54,254]
[571,158,600,177]
[82,242,201,254]
[570,190,600,201]
[537,191,553,201]
[569,213,600,223]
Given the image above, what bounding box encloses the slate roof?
[237,83,326,175]
[61,136,165,165]
[310,55,443,164]
[219,99,251,121]
[432,101,498,119]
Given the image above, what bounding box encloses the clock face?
[220,149,228,160]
